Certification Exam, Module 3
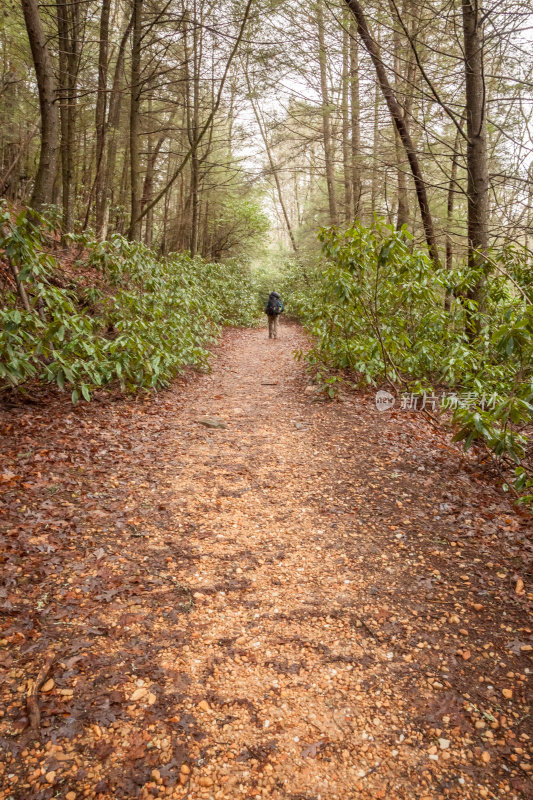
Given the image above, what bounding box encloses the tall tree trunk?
[128,0,143,241]
[98,12,133,239]
[161,151,172,254]
[444,131,460,312]
[446,128,461,273]
[21,0,59,212]
[371,79,379,216]
[141,129,167,248]
[56,0,80,231]
[390,0,411,229]
[94,0,111,232]
[349,19,362,219]
[343,0,440,264]
[342,16,352,221]
[245,67,299,253]
[189,5,201,257]
[394,128,409,228]
[462,0,489,325]
[137,0,255,225]
[526,162,533,254]
[317,2,337,225]
[117,147,129,234]
[392,26,408,227]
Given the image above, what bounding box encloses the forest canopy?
[0,0,531,260]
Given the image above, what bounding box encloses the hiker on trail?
[264,291,284,339]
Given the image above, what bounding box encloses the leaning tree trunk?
[462,0,489,329]
[21,0,59,212]
[343,0,440,264]
[245,66,299,253]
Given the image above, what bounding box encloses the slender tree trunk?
[136,0,255,225]
[349,19,362,219]
[141,131,167,248]
[317,2,337,225]
[444,133,460,311]
[526,163,533,254]
[21,0,59,212]
[98,12,133,238]
[190,9,201,257]
[371,80,379,216]
[245,68,298,253]
[446,128,461,272]
[161,150,172,254]
[390,0,411,229]
[94,0,111,231]
[462,0,489,324]
[56,0,79,231]
[343,0,440,264]
[0,126,38,196]
[342,17,352,221]
[392,32,408,227]
[394,127,409,229]
[128,0,143,240]
[118,148,129,233]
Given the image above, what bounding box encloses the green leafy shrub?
[0,205,259,400]
[287,220,533,499]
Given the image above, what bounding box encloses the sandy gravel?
[0,322,531,800]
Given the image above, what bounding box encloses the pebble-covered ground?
[0,323,531,800]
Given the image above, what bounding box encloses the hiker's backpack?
[265,293,283,316]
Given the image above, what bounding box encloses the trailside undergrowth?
[0,206,259,401]
[282,221,533,501]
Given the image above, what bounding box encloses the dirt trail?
[0,324,531,800]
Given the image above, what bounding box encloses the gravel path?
[0,323,531,800]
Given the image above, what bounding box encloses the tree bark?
[462,0,489,324]
[343,0,440,264]
[21,0,59,212]
[56,0,80,231]
[370,79,379,217]
[141,132,167,248]
[349,19,362,219]
[94,0,111,232]
[444,130,461,312]
[317,1,337,226]
[184,5,202,256]
[342,17,352,221]
[98,12,133,239]
[391,10,408,228]
[389,0,417,230]
[128,0,143,241]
